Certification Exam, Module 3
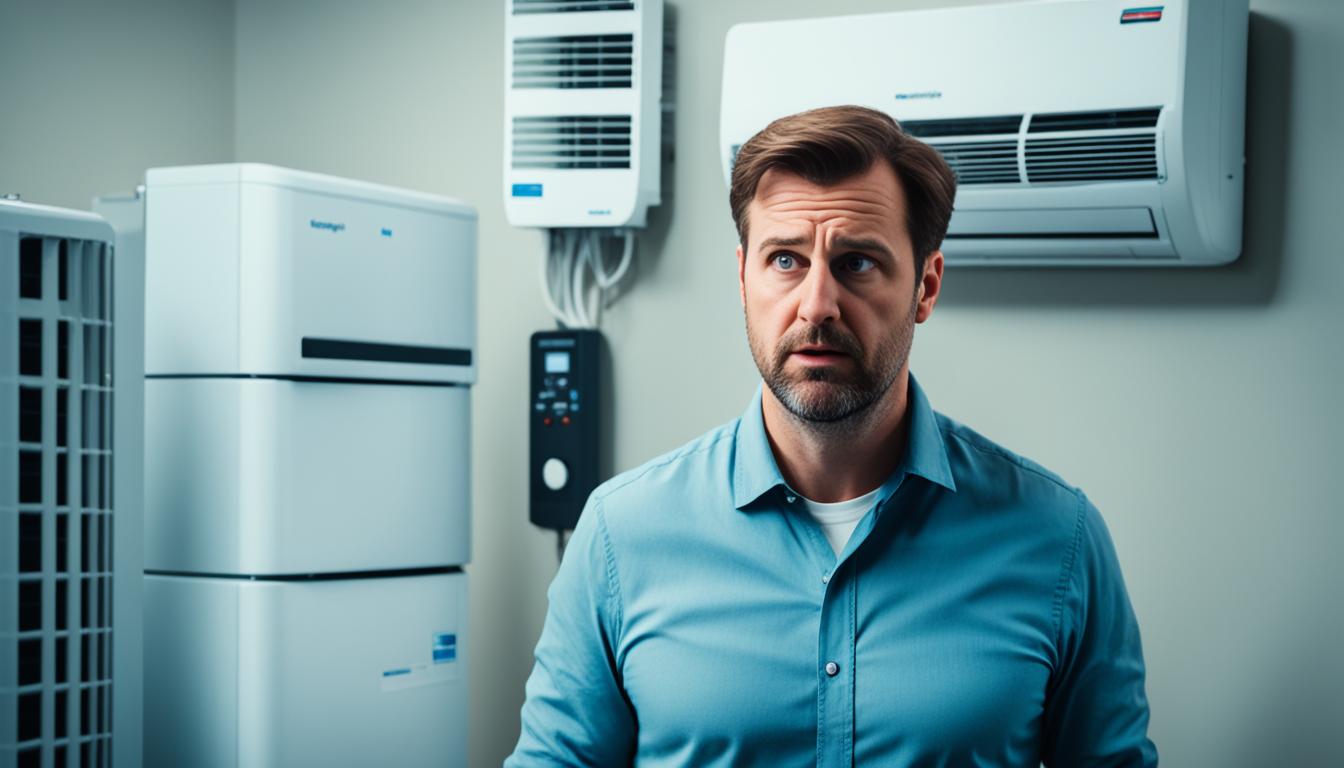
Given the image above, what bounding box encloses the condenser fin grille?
[1025,134,1158,182]
[3,224,116,762]
[901,115,1023,139]
[513,34,634,89]
[512,0,635,13]
[935,141,1020,184]
[1028,107,1161,133]
[512,115,633,169]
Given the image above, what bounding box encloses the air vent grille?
[935,141,1021,184]
[512,0,635,13]
[2,223,116,763]
[901,114,1023,139]
[1025,134,1158,182]
[1029,107,1161,133]
[512,115,633,169]
[513,34,634,89]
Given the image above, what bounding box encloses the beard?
[746,295,917,427]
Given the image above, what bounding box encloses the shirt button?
[821,573,830,584]
[825,661,840,677]
[785,494,797,503]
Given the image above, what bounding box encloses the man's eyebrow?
[833,236,894,260]
[757,236,807,250]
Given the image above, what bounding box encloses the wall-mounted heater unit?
[504,0,664,228]
[1,198,144,768]
[721,0,1248,266]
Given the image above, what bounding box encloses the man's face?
[737,163,942,424]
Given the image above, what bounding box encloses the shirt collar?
[731,374,956,511]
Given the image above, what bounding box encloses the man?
[507,105,1157,766]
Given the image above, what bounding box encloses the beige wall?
[7,0,1344,765]
[0,0,235,209]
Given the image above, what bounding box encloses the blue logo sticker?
[433,632,457,664]
[512,184,543,198]
[380,228,393,237]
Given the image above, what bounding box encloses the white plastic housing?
[720,0,1248,266]
[140,164,476,575]
[143,571,468,768]
[144,379,471,574]
[144,163,478,383]
[504,0,663,228]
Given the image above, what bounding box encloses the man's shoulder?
[934,410,1087,515]
[589,417,739,510]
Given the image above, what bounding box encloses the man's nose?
[797,259,840,325]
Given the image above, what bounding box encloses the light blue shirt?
[508,376,1156,767]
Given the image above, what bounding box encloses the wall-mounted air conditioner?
[721,0,1248,266]
[504,0,664,228]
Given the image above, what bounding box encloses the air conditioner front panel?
[719,0,1245,266]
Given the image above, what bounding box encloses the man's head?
[731,105,957,426]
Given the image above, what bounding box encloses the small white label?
[381,661,458,693]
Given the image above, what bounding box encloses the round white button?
[825,661,840,677]
[542,458,569,491]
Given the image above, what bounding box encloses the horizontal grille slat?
[1029,107,1161,133]
[512,115,633,169]
[1025,132,1157,183]
[513,34,634,89]
[901,115,1023,138]
[930,139,1021,185]
[513,0,635,14]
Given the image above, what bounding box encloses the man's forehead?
[754,164,904,205]
[748,165,907,245]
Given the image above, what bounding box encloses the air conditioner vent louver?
[1028,107,1161,133]
[1025,133,1158,182]
[512,115,633,169]
[934,140,1021,184]
[512,0,635,14]
[901,115,1023,139]
[513,34,634,89]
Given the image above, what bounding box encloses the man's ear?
[915,250,943,324]
[737,243,747,308]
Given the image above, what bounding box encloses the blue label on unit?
[433,632,457,664]
[512,184,544,198]
[382,667,412,678]
[380,227,393,237]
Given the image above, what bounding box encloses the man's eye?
[843,254,875,273]
[773,254,797,271]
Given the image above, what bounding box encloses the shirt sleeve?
[1042,493,1159,767]
[505,494,637,767]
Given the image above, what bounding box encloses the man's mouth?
[790,346,848,364]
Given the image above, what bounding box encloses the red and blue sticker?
[1121,6,1164,24]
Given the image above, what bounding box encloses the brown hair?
[729,105,957,273]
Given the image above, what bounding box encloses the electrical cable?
[540,230,570,326]
[540,227,638,329]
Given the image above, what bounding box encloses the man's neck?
[761,372,911,503]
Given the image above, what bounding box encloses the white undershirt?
[800,487,881,557]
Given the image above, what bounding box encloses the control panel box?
[529,330,603,530]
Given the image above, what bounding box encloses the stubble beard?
[746,295,918,436]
